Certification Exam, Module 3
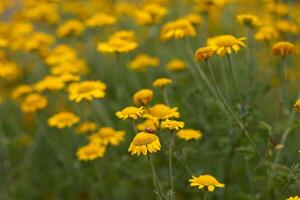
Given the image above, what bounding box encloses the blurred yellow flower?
[128,132,161,156]
[48,112,80,129]
[195,46,215,61]
[136,119,159,131]
[182,13,203,26]
[148,104,180,119]
[90,127,125,146]
[21,93,48,113]
[254,26,278,41]
[161,119,184,131]
[134,3,168,26]
[160,19,196,40]
[287,196,300,200]
[189,174,225,192]
[45,45,77,66]
[11,85,33,99]
[86,13,116,27]
[116,106,144,120]
[51,59,88,75]
[207,35,246,56]
[0,62,21,81]
[76,144,106,161]
[58,73,80,83]
[272,41,294,57]
[129,54,159,71]
[68,80,107,102]
[56,19,84,37]
[133,89,154,106]
[236,14,261,27]
[166,59,186,71]
[34,76,65,92]
[97,38,138,53]
[22,32,54,52]
[177,129,202,141]
[294,99,300,113]
[276,20,299,35]
[75,121,97,134]
[153,77,172,88]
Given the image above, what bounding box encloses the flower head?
[129,54,159,71]
[34,76,65,92]
[128,132,161,156]
[161,119,184,131]
[189,174,225,192]
[177,129,202,141]
[276,20,299,35]
[68,80,107,102]
[272,41,294,57]
[21,93,48,113]
[48,112,80,129]
[76,144,106,161]
[195,46,215,61]
[116,106,144,120]
[160,19,196,41]
[134,3,168,26]
[86,13,116,27]
[136,119,159,131]
[153,78,172,88]
[166,59,186,71]
[236,14,261,27]
[75,121,97,134]
[287,196,300,200]
[133,89,154,106]
[207,35,246,56]
[148,104,180,119]
[89,127,125,146]
[294,99,300,113]
[56,19,84,37]
[254,26,278,41]
[11,85,33,99]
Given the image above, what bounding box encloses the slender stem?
[163,88,170,106]
[148,155,163,200]
[132,120,137,133]
[169,132,174,199]
[203,190,208,200]
[226,54,242,104]
[280,57,288,110]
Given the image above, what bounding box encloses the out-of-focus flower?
[166,59,186,71]
[34,76,65,92]
[133,89,154,106]
[177,129,202,141]
[86,13,116,27]
[68,80,106,102]
[128,132,161,156]
[58,73,80,83]
[272,41,294,57]
[195,46,215,61]
[116,106,144,120]
[182,13,203,26]
[236,14,261,27]
[51,59,88,75]
[21,32,54,52]
[0,62,21,81]
[134,3,168,26]
[153,77,172,88]
[267,2,288,16]
[161,119,184,131]
[45,45,77,66]
[75,121,97,134]
[89,127,125,146]
[129,54,159,71]
[207,35,246,56]
[254,26,278,41]
[48,112,80,129]
[21,93,48,113]
[275,20,299,35]
[294,99,300,113]
[148,104,180,119]
[76,144,106,161]
[56,19,85,37]
[286,196,300,200]
[136,119,159,131]
[160,19,196,41]
[189,174,225,192]
[11,85,33,99]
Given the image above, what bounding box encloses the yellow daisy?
[128,132,161,156]
[48,112,80,129]
[272,41,294,57]
[177,129,202,141]
[287,196,300,200]
[90,127,125,146]
[75,121,97,134]
[76,144,106,161]
[153,77,172,88]
[116,106,145,120]
[161,119,184,131]
[294,99,300,113]
[148,104,180,119]
[189,174,225,192]
[207,35,246,56]
[195,46,215,62]
[133,89,154,106]
[160,19,196,41]
[21,93,48,113]
[166,59,186,71]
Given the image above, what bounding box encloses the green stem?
[148,155,163,200]
[169,132,174,199]
[163,88,170,106]
[226,54,242,104]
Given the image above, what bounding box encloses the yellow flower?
[287,196,300,200]
[272,41,294,57]
[76,144,106,161]
[294,99,300,113]
[56,19,84,37]
[110,30,136,41]
[0,62,21,81]
[134,3,168,26]
[51,59,88,75]
[166,59,186,71]
[236,14,261,27]
[58,73,80,83]
[160,19,196,41]
[136,119,159,132]
[116,106,145,120]
[133,89,154,106]
[276,20,299,35]
[161,119,184,131]
[129,54,159,71]
[182,13,203,26]
[148,104,180,119]
[189,174,225,192]
[177,129,202,141]
[97,37,138,53]
[11,85,33,99]
[21,32,54,52]
[34,76,65,92]
[68,80,107,102]
[21,93,48,113]
[207,35,246,56]
[195,46,215,61]
[89,127,125,146]
[86,13,116,27]
[45,45,76,66]
[128,132,161,156]
[48,112,80,129]
[75,121,97,134]
[254,26,278,41]
[153,77,172,88]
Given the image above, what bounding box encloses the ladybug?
[145,127,155,134]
